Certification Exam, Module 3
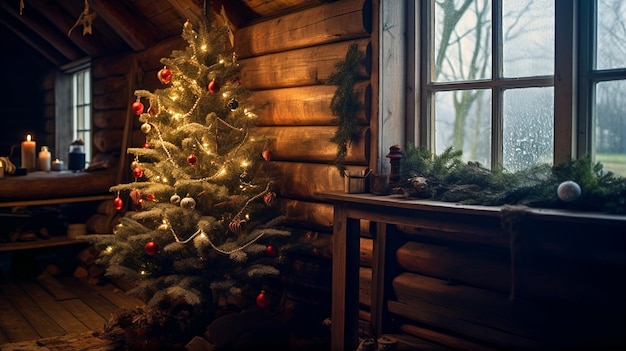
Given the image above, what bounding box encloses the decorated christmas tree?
[84,9,290,341]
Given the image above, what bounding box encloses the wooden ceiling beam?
[88,0,155,51]
[0,2,84,62]
[166,0,202,20]
[0,17,66,66]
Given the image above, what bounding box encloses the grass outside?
[596,153,626,177]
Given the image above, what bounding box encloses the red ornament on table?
[131,101,144,115]
[145,240,158,256]
[208,79,220,94]
[113,197,124,211]
[132,167,144,178]
[157,67,172,84]
[256,290,270,308]
[266,244,278,257]
[186,154,198,166]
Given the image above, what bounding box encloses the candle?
[38,146,51,171]
[52,158,64,171]
[21,135,36,171]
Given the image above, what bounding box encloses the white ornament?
[557,181,581,202]
[170,194,181,204]
[180,194,196,210]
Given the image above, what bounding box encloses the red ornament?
[131,101,144,115]
[263,191,276,206]
[266,244,278,257]
[113,197,124,211]
[186,154,198,166]
[143,142,151,149]
[256,290,270,308]
[144,193,156,202]
[132,167,144,178]
[157,67,172,84]
[145,240,158,256]
[208,79,220,94]
[262,149,271,161]
[130,189,142,204]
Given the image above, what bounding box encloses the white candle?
[21,135,36,171]
[52,158,64,171]
[38,146,51,171]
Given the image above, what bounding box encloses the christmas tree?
[84,9,290,332]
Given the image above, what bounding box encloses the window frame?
[379,0,624,173]
[55,58,92,167]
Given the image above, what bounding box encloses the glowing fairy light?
[201,44,207,51]
[140,270,147,276]
[241,160,249,168]
[219,58,225,64]
[105,246,113,253]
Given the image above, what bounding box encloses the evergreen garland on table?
[396,144,626,214]
[327,42,365,175]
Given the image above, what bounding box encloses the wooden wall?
[235,0,374,339]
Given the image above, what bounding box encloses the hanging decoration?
[68,0,97,36]
[157,67,172,84]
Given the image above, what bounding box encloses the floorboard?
[0,283,63,338]
[0,273,143,345]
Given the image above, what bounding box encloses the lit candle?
[52,158,64,171]
[38,146,51,171]
[21,135,36,171]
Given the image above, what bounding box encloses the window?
[72,68,92,166]
[379,0,626,176]
[55,59,92,167]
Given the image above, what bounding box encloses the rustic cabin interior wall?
[234,0,373,338]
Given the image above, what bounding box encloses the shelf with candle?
[21,135,36,171]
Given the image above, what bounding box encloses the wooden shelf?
[0,236,87,252]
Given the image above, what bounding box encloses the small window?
[72,68,92,167]
[55,60,91,168]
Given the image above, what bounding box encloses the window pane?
[502,0,554,77]
[434,89,491,166]
[595,80,626,175]
[433,0,492,83]
[597,0,626,70]
[502,87,554,171]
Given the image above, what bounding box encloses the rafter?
[88,0,156,51]
[0,2,84,61]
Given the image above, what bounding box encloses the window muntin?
[426,0,555,170]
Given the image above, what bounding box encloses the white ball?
[557,181,581,202]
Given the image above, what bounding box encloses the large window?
[380,0,626,176]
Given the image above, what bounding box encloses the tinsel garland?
[395,144,626,214]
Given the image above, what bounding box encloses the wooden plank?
[19,280,90,335]
[0,287,40,342]
[59,299,107,332]
[252,82,370,126]
[89,283,145,310]
[256,126,369,163]
[1,282,64,339]
[36,273,77,301]
[240,39,371,90]
[235,0,371,58]
[58,277,120,320]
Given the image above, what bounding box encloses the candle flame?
[27,135,32,141]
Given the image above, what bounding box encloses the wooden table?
[317,191,626,351]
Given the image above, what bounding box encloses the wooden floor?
[0,272,144,346]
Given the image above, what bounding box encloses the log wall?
[234,0,374,339]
